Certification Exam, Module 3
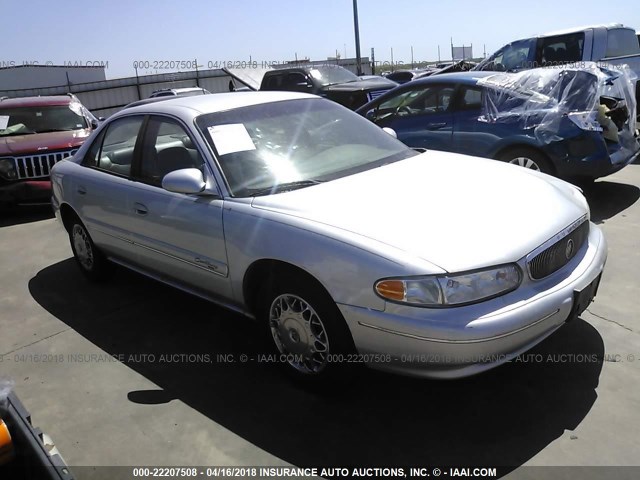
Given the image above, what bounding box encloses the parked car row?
[3,24,637,385]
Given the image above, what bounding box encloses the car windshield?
[475,38,536,72]
[309,66,360,86]
[0,104,87,136]
[196,98,417,197]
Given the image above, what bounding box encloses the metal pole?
[411,46,414,69]
[371,47,376,75]
[352,0,362,75]
[134,66,142,100]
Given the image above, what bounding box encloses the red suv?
[0,94,98,208]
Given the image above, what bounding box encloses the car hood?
[324,77,397,92]
[251,152,588,272]
[0,129,91,156]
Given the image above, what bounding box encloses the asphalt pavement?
[1,163,639,479]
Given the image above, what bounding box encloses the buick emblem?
[565,239,575,259]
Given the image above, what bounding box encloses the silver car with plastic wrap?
[50,92,607,381]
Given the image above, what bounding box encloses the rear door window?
[537,33,584,65]
[455,87,483,111]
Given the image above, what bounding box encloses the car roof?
[0,95,73,108]
[541,23,627,37]
[267,64,347,73]
[153,87,207,94]
[409,70,496,86]
[116,91,318,120]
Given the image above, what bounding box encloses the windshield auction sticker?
[0,116,9,130]
[208,123,256,156]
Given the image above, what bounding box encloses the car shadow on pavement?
[0,205,54,228]
[29,259,605,471]
[585,180,639,224]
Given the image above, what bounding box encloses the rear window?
[605,29,640,58]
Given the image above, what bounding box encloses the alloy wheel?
[509,156,541,171]
[72,224,94,271]
[269,294,330,374]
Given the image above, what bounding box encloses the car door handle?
[426,122,448,130]
[77,186,87,195]
[133,202,148,215]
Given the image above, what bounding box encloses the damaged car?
[357,63,639,182]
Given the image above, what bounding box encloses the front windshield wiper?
[0,131,36,137]
[35,128,77,133]
[248,179,324,197]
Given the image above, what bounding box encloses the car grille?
[14,149,78,180]
[528,220,590,280]
[367,90,389,102]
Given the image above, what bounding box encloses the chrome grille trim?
[526,215,590,280]
[14,149,77,180]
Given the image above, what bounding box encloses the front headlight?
[375,264,522,307]
[0,158,17,180]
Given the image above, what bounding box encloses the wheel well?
[493,145,555,175]
[59,203,80,233]
[243,259,330,317]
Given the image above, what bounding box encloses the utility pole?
[352,0,362,75]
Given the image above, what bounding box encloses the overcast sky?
[3,0,640,79]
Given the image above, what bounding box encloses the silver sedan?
[50,91,607,381]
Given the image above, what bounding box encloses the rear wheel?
[498,147,553,175]
[68,218,111,281]
[260,273,357,384]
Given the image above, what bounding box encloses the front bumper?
[339,222,607,379]
[0,180,52,207]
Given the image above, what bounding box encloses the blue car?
[356,68,639,181]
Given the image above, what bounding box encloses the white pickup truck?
[475,24,640,102]
[476,24,640,73]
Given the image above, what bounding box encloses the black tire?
[259,272,357,385]
[68,217,111,281]
[497,147,553,175]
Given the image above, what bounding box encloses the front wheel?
[262,275,357,384]
[498,147,553,175]
[69,219,111,281]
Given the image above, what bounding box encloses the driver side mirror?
[382,127,397,139]
[162,168,207,194]
[90,119,99,129]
